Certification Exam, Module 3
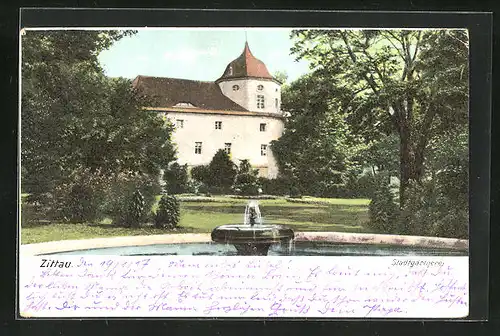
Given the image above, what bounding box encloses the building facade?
[133,42,284,178]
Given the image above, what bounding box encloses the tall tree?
[273,70,289,84]
[21,30,176,218]
[289,29,469,204]
[271,72,365,196]
[207,149,238,193]
[233,159,261,195]
[163,162,189,194]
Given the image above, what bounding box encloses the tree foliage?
[21,30,176,221]
[207,149,238,193]
[163,162,189,194]
[289,29,469,204]
[189,150,237,194]
[233,159,261,195]
[271,73,365,197]
[155,193,181,229]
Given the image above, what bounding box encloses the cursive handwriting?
[20,256,469,318]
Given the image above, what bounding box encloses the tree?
[191,165,211,185]
[289,29,469,205]
[163,162,189,194]
[21,30,176,220]
[273,70,289,84]
[400,124,468,238]
[233,159,261,195]
[358,134,400,177]
[155,193,181,229]
[271,73,365,197]
[207,149,237,193]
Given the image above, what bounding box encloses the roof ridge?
[135,75,215,84]
[133,75,250,112]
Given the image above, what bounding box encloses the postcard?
[18,22,474,318]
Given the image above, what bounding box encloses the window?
[176,119,184,128]
[195,142,202,154]
[275,98,279,110]
[232,84,240,91]
[261,144,267,156]
[257,95,265,109]
[215,121,222,130]
[257,84,264,91]
[224,143,232,155]
[260,123,266,132]
[228,65,233,75]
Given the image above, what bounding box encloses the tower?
[216,42,282,114]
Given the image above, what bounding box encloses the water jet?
[211,200,294,256]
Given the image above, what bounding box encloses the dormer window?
[257,84,264,91]
[173,102,196,108]
[232,85,240,91]
[228,65,233,76]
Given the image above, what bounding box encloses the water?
[40,242,468,256]
[243,200,262,226]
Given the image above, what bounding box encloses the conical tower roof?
[216,42,276,82]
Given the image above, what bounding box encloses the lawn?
[21,197,371,244]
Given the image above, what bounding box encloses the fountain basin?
[32,241,468,256]
[20,232,468,257]
[211,224,294,244]
[211,224,294,256]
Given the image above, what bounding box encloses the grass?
[21,223,201,245]
[21,196,371,244]
[179,199,370,233]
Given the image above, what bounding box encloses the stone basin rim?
[20,231,469,256]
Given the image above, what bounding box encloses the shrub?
[102,172,161,225]
[50,171,109,223]
[163,162,189,194]
[186,179,203,194]
[344,173,378,198]
[400,174,468,239]
[398,181,436,235]
[207,149,238,193]
[65,184,99,223]
[191,165,211,184]
[124,190,145,228]
[367,174,400,233]
[259,176,302,196]
[155,193,181,229]
[233,173,261,196]
[233,159,261,196]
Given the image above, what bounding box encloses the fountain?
[210,200,295,255]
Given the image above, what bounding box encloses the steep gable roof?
[132,75,248,112]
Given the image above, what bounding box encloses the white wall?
[218,78,281,114]
[162,111,284,178]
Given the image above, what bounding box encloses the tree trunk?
[399,124,412,207]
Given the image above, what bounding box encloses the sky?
[98,28,312,83]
